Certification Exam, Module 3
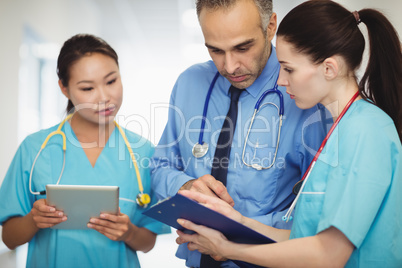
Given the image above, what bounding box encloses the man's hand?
[180,174,234,206]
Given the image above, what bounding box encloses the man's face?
[199,0,276,89]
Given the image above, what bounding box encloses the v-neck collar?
[63,121,117,169]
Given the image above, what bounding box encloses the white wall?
[337,0,402,28]
[0,1,22,191]
[0,0,103,265]
[0,0,101,187]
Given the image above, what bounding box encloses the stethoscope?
[192,72,284,171]
[28,113,151,208]
[282,91,360,222]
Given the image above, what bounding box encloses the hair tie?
[352,11,361,25]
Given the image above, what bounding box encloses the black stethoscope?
[192,72,284,171]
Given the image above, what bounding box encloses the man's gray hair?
[196,0,273,31]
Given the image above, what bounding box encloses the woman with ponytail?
[175,1,402,267]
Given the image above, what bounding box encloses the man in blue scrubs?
[151,0,327,267]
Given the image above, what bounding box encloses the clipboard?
[143,194,275,268]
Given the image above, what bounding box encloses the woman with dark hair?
[175,1,402,267]
[0,34,169,267]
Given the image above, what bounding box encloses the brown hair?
[277,0,402,142]
[57,34,119,113]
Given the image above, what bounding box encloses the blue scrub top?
[150,45,329,267]
[290,100,402,267]
[0,121,170,268]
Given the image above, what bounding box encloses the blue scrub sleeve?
[0,138,36,225]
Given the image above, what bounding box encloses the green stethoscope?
[28,113,151,208]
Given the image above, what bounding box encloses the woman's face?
[61,52,123,126]
[276,37,329,109]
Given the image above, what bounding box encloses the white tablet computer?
[46,184,119,229]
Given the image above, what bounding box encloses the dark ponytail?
[358,9,402,142]
[277,0,402,142]
[57,34,119,114]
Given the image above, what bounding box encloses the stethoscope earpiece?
[282,215,293,222]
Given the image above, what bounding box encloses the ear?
[266,13,277,42]
[59,80,70,98]
[322,57,339,80]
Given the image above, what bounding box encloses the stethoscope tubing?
[254,85,284,116]
[283,91,360,222]
[196,72,284,165]
[241,76,284,170]
[298,91,359,184]
[198,72,220,145]
[29,115,71,195]
[28,114,151,207]
[29,149,66,195]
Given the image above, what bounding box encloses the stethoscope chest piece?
[136,193,151,208]
[192,142,209,158]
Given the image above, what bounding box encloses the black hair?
[277,0,402,142]
[57,34,119,113]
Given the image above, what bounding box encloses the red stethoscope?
[283,91,360,222]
